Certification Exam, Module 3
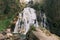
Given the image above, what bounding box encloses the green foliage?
[31,3,43,11]
[0,0,20,31]
[43,0,60,36]
[0,13,15,31]
[30,25,36,31]
[0,20,10,31]
[0,0,20,15]
[0,0,6,14]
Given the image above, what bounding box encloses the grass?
[0,13,15,31]
[0,19,9,31]
[0,0,20,32]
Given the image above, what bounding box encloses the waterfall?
[13,6,48,40]
[13,19,20,33]
[13,7,39,35]
[13,7,47,34]
[39,10,47,28]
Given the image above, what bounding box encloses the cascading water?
[23,7,39,34]
[13,7,39,34]
[39,10,47,28]
[13,7,48,40]
[13,0,47,39]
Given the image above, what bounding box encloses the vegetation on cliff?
[0,0,19,31]
[43,0,60,36]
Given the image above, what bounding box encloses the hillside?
[0,0,60,40]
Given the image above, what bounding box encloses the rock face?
[32,28,59,40]
[20,0,31,4]
[19,0,45,5]
[26,28,39,40]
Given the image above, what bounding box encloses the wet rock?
[6,33,13,38]
[0,33,5,40]
[6,28,11,33]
